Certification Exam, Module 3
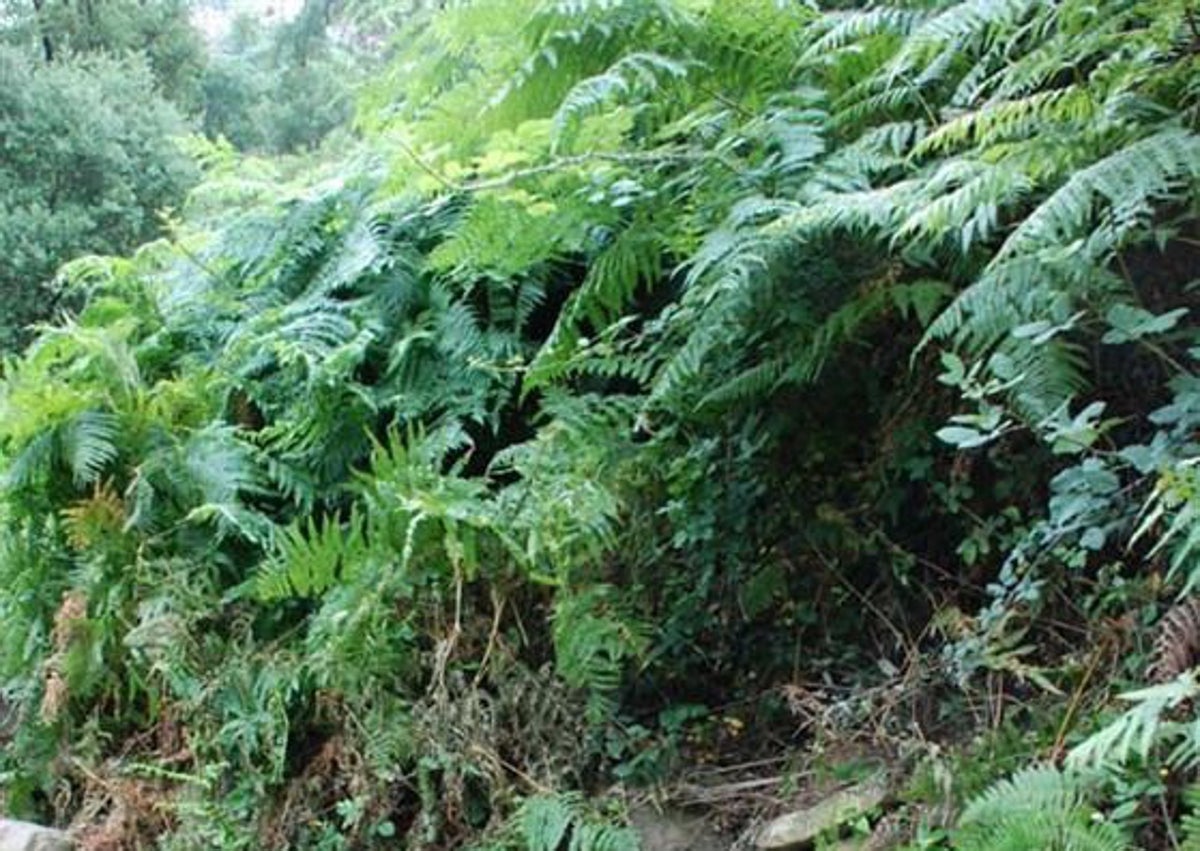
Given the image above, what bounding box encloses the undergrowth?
[3,0,1200,848]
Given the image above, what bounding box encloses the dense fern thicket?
[5,0,1200,847]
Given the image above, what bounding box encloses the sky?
[191,0,305,46]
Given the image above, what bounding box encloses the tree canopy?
[200,5,358,154]
[0,0,206,106]
[0,49,196,350]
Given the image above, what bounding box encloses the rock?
[629,804,724,851]
[755,776,888,851]
[0,821,72,851]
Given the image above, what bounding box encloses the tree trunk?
[30,0,54,62]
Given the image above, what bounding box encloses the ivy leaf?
[1042,401,1108,455]
[1120,439,1167,474]
[1102,304,1189,344]
[938,351,966,388]
[1080,527,1106,551]
[1012,311,1084,345]
[937,426,991,449]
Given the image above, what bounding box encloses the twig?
[692,81,754,119]
[472,590,506,688]
[805,539,912,653]
[1051,641,1107,761]
[394,135,458,190]
[1163,792,1182,851]
[469,744,554,795]
[457,148,711,193]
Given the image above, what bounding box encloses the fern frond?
[956,766,1129,851]
[896,159,1032,254]
[521,794,575,851]
[553,51,688,152]
[800,7,925,66]
[61,410,120,488]
[914,86,1096,157]
[256,510,367,601]
[999,128,1200,259]
[1068,674,1200,769]
[552,585,648,706]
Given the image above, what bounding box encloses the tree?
[200,3,358,154]
[0,49,197,350]
[0,0,206,108]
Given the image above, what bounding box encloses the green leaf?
[937,426,990,448]
[1102,305,1189,344]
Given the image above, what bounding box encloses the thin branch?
[456,147,712,194]
[394,135,458,190]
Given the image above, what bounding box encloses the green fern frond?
[999,128,1200,259]
[1179,785,1200,851]
[521,794,575,851]
[801,7,925,66]
[956,766,1129,851]
[256,510,367,601]
[517,793,639,851]
[895,159,1032,253]
[577,224,665,327]
[914,86,1096,157]
[553,585,648,713]
[924,253,1125,348]
[553,51,688,152]
[888,0,1041,79]
[61,410,120,488]
[1068,674,1200,770]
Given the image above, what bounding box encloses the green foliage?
[514,794,638,851]
[0,48,197,350]
[0,0,206,108]
[954,767,1129,851]
[1069,674,1200,771]
[200,8,359,154]
[4,0,1200,846]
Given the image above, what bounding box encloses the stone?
[0,820,72,851]
[629,804,724,851]
[755,776,888,850]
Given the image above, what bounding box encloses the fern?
[888,0,1041,80]
[518,794,639,851]
[61,410,120,489]
[552,51,688,152]
[552,586,648,721]
[895,159,1032,254]
[1068,674,1200,770]
[801,7,925,65]
[1178,786,1200,851]
[5,1,1200,848]
[998,128,1200,260]
[256,511,367,600]
[913,86,1096,157]
[955,766,1129,851]
[521,795,575,851]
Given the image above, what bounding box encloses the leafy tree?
[201,2,359,153]
[0,0,206,108]
[0,49,197,350]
